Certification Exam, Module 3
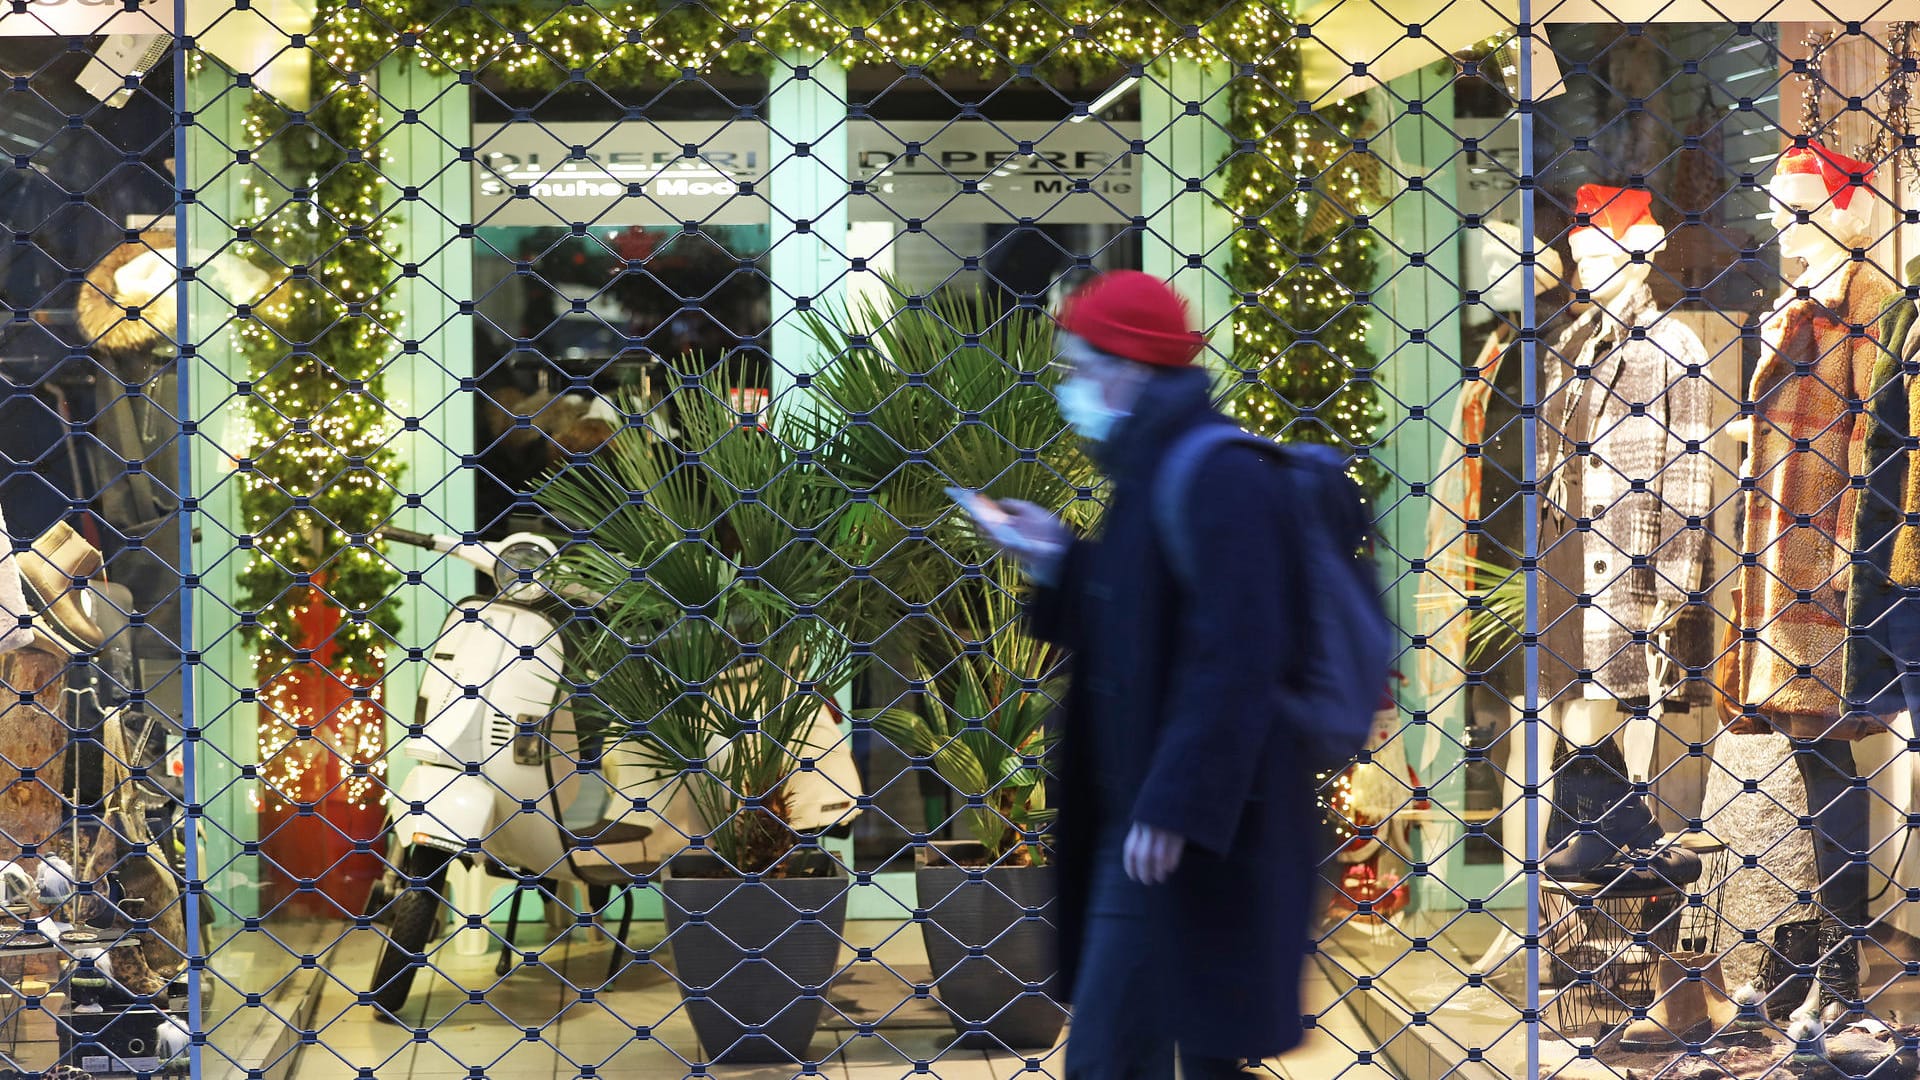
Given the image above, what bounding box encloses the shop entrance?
[3,3,1920,1080]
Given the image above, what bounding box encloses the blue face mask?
[1058,374,1124,443]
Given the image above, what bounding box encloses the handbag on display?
[0,504,36,655]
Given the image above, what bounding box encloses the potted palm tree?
[538,363,868,1065]
[796,283,1091,1050]
[872,566,1066,1050]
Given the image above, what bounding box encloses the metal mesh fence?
[0,1,1916,1078]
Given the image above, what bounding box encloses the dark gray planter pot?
[917,842,1065,1051]
[661,853,848,1065]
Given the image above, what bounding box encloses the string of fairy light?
[1213,0,1385,487]
[307,0,1385,467]
[232,0,1386,806]
[231,81,403,812]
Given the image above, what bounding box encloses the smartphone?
[946,487,1020,543]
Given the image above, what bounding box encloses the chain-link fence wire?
[1346,8,1920,1074]
[3,0,1920,1078]
[0,1,203,1077]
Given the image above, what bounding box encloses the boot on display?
[1730,918,1821,1026]
[1798,917,1865,1028]
[16,522,105,655]
[1619,952,1737,1051]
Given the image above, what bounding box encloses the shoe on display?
[1731,918,1821,1025]
[1581,843,1704,894]
[1798,918,1866,1028]
[1544,736,1666,884]
[15,523,104,654]
[1619,952,1737,1052]
[1544,829,1616,884]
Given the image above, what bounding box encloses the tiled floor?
[1319,909,1920,1080]
[282,918,1382,1079]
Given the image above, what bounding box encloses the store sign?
[473,121,770,227]
[472,119,1140,227]
[848,120,1138,225]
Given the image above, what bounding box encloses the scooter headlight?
[492,534,558,595]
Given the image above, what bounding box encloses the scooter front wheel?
[368,846,454,1017]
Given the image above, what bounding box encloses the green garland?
[319,0,1227,85]
[249,0,1383,680]
[1217,16,1388,488]
[233,82,403,669]
[309,0,1383,472]
[232,81,404,802]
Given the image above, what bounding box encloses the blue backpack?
[1153,426,1394,766]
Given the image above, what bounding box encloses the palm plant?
[868,558,1058,865]
[793,281,1092,865]
[537,362,866,876]
[1416,553,1526,665]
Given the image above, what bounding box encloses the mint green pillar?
[1138,59,1233,359]
[1369,64,1473,909]
[766,54,851,404]
[761,54,904,917]
[185,71,260,924]
[375,58,475,798]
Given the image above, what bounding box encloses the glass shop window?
[1444,25,1785,865]
[468,76,773,538]
[839,67,1139,870]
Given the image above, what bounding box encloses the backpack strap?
[1152,424,1291,587]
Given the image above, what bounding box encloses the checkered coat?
[1538,284,1715,705]
[1729,259,1903,738]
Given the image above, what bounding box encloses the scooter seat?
[563,821,653,848]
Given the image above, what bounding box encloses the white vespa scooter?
[366,527,861,1013]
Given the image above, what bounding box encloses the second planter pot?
[917,843,1065,1051]
[661,853,849,1065]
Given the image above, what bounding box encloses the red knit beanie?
[1054,271,1207,367]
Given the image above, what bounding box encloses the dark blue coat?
[1028,367,1320,1060]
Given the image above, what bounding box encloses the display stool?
[1541,876,1684,1039]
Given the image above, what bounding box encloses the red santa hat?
[1769,140,1876,238]
[1567,184,1666,264]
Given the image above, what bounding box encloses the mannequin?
[1715,140,1901,1030]
[1535,185,1713,890]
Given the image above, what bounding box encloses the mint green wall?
[767,53,851,402]
[1368,65,1483,910]
[1138,60,1232,356]
[376,59,476,801]
[185,72,260,924]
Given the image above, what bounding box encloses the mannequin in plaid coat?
[1538,278,1716,709]
[1717,177,1903,1024]
[1728,256,1903,736]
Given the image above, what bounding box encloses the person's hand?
[991,499,1070,567]
[1124,823,1186,885]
